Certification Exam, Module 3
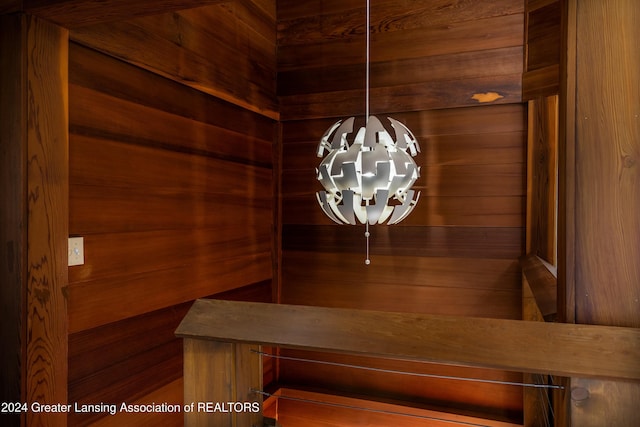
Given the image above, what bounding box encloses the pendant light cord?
[364,0,371,265]
[365,0,370,121]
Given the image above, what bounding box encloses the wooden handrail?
[176,299,640,381]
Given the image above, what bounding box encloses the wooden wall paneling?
[523,0,561,99]
[67,42,275,150]
[0,14,69,427]
[275,388,522,427]
[526,95,558,264]
[278,0,527,417]
[278,1,524,119]
[69,3,278,119]
[277,350,524,423]
[282,225,523,260]
[87,379,183,427]
[278,12,523,68]
[65,7,278,424]
[67,283,271,426]
[284,194,525,227]
[24,0,227,28]
[278,47,524,96]
[68,42,275,332]
[280,74,522,120]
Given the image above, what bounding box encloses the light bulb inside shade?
[316,116,421,225]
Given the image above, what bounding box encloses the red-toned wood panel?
[284,195,525,227]
[275,388,521,427]
[69,42,275,143]
[277,0,523,32]
[277,352,523,424]
[279,47,524,96]
[68,11,276,425]
[277,0,525,421]
[283,225,523,260]
[68,282,272,426]
[69,2,278,118]
[278,14,523,70]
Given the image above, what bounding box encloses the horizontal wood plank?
[68,229,271,284]
[278,351,523,422]
[25,0,226,27]
[278,47,523,96]
[275,388,521,427]
[278,14,523,70]
[282,225,523,259]
[88,379,183,427]
[69,42,276,141]
[176,299,640,380]
[280,73,522,119]
[70,183,272,234]
[70,85,273,166]
[70,6,278,118]
[283,252,520,292]
[281,104,526,143]
[281,279,521,319]
[283,195,525,227]
[68,252,272,333]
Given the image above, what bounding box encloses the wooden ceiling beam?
[21,0,228,28]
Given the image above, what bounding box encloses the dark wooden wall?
[66,1,277,425]
[277,0,527,423]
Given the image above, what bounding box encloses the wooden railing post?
[183,339,262,427]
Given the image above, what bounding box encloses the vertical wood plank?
[558,0,577,325]
[574,0,640,328]
[1,13,69,427]
[563,0,640,424]
[183,340,263,427]
[24,14,69,427]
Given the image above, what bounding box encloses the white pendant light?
[315,0,421,264]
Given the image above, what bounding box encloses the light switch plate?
[68,237,84,266]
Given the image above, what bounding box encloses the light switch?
[68,237,84,266]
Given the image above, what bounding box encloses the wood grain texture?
[66,19,276,426]
[278,0,527,413]
[526,96,558,264]
[70,3,278,118]
[275,388,521,427]
[24,0,226,27]
[570,378,640,427]
[283,225,523,260]
[176,299,640,381]
[574,0,640,328]
[523,1,561,99]
[557,0,577,325]
[183,340,262,426]
[23,15,69,427]
[68,282,272,425]
[88,379,183,427]
[277,350,523,423]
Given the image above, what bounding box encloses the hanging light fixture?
[315,0,421,264]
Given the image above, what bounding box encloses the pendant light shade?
[313,0,422,263]
[316,115,421,225]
